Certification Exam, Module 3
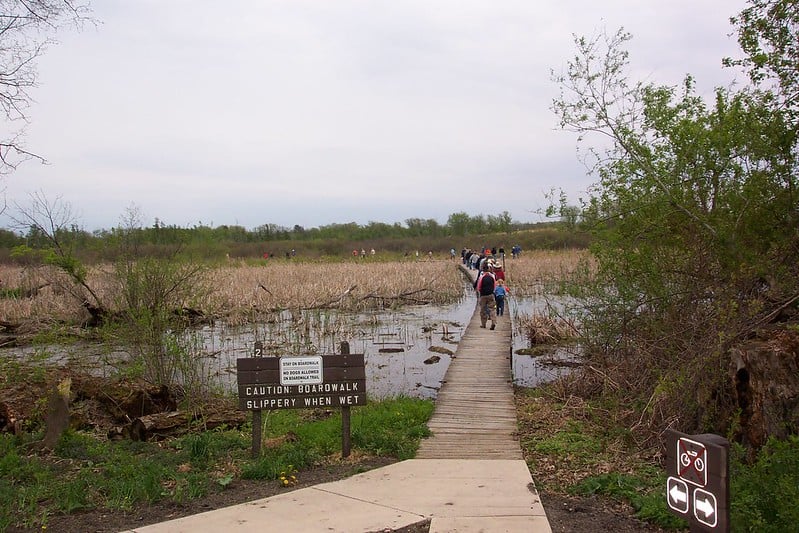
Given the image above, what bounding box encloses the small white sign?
[280,356,323,386]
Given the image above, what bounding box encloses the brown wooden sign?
[237,353,366,411]
[665,430,729,532]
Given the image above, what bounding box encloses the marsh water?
[5,287,574,401]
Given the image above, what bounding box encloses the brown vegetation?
[0,259,471,339]
[0,251,587,332]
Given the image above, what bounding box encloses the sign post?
[340,341,352,457]
[250,342,264,458]
[665,430,729,532]
[237,342,366,458]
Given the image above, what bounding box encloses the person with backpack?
[474,264,497,330]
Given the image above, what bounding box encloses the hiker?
[491,260,505,282]
[474,264,497,330]
[494,279,509,316]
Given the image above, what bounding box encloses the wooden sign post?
[237,341,366,458]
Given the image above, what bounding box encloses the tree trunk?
[39,377,72,450]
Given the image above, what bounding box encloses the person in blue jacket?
[494,279,508,316]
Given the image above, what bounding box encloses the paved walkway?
[125,267,552,532]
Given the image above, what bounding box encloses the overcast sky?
[2,0,748,232]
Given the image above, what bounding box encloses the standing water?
[2,288,571,400]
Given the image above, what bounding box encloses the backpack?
[478,272,495,296]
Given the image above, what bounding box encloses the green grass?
[516,388,689,530]
[0,396,434,531]
[571,470,687,529]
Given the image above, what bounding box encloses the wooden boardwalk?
[416,269,522,460]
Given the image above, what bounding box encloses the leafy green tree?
[552,22,798,434]
[487,211,512,233]
[447,212,471,236]
[726,0,799,120]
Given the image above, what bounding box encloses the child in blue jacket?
[494,279,508,316]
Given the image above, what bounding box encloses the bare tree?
[10,190,105,316]
[0,0,93,173]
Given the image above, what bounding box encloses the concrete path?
[125,267,552,532]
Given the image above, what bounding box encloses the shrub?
[730,436,799,532]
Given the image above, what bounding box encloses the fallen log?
[126,408,247,441]
[129,411,190,441]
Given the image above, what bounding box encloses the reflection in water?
[2,288,576,400]
[208,294,477,400]
[510,295,580,388]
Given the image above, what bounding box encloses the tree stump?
[39,377,72,450]
[730,328,799,451]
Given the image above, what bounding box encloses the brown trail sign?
[237,341,366,457]
[665,429,729,532]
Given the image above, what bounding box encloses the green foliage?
[241,398,434,482]
[551,12,799,437]
[112,252,212,400]
[44,248,87,283]
[0,212,585,267]
[0,398,434,529]
[572,471,687,529]
[730,436,799,532]
[727,0,799,118]
[241,446,318,480]
[531,420,603,460]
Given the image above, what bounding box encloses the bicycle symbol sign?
[677,437,707,487]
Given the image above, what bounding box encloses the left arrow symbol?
[669,483,687,504]
[666,478,689,514]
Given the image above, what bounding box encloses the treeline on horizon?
[0,210,590,264]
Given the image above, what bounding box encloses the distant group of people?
[462,247,510,330]
[352,248,376,258]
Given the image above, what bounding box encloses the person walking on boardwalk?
[494,279,508,316]
[474,264,497,330]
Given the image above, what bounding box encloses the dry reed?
[498,248,590,297]
[0,251,587,331]
[0,260,465,328]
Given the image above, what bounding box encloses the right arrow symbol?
[695,495,715,518]
[693,488,718,527]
